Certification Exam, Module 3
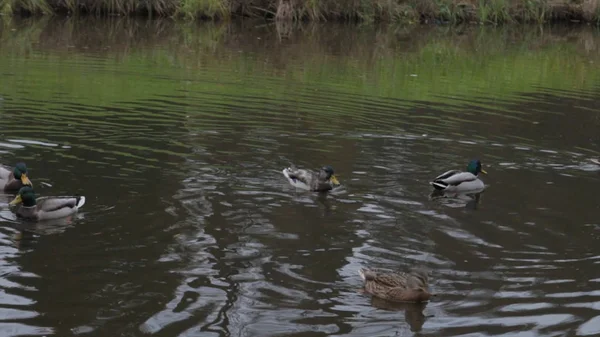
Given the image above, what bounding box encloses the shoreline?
[1,1,599,25]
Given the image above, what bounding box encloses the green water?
[1,17,599,337]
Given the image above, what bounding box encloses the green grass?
[481,0,511,25]
[176,0,229,19]
[521,0,548,24]
[1,0,52,15]
[0,0,598,25]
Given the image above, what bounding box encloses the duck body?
[430,159,487,193]
[359,267,434,303]
[9,186,85,221]
[282,165,340,192]
[0,162,32,192]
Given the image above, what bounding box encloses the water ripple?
[2,19,600,337]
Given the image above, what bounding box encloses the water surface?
[1,18,600,337]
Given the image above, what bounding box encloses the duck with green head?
[430,159,487,193]
[282,164,340,192]
[1,162,33,192]
[9,186,86,221]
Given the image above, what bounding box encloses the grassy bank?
[0,0,600,24]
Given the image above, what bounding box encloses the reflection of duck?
[282,165,340,192]
[12,218,76,249]
[370,297,430,332]
[359,267,435,303]
[1,162,33,192]
[430,159,487,193]
[315,192,334,215]
[429,189,483,210]
[591,158,600,165]
[9,186,86,221]
[10,214,81,250]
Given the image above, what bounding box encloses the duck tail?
[76,195,86,209]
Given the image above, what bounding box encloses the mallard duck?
[282,165,340,192]
[9,186,86,221]
[0,162,32,192]
[430,159,487,193]
[359,267,434,303]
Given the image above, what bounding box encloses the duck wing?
[360,268,409,288]
[0,164,13,180]
[37,196,85,213]
[433,170,460,181]
[433,170,477,185]
[284,167,316,186]
[442,172,478,185]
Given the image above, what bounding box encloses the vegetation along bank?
[1,0,599,25]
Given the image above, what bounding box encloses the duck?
[282,164,340,192]
[9,186,86,221]
[0,162,33,192]
[359,267,435,303]
[430,159,487,193]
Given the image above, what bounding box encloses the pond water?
[1,17,600,337]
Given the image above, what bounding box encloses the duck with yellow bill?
[430,159,487,193]
[282,164,340,192]
[1,162,33,192]
[9,186,86,221]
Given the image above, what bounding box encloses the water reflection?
[429,190,484,210]
[0,198,54,336]
[369,298,431,332]
[0,16,599,337]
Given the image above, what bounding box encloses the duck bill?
[9,194,23,206]
[20,174,32,186]
[480,169,488,174]
[330,175,340,185]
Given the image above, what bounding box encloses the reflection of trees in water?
[5,17,600,72]
[4,18,600,144]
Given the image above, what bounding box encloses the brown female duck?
[359,267,435,303]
